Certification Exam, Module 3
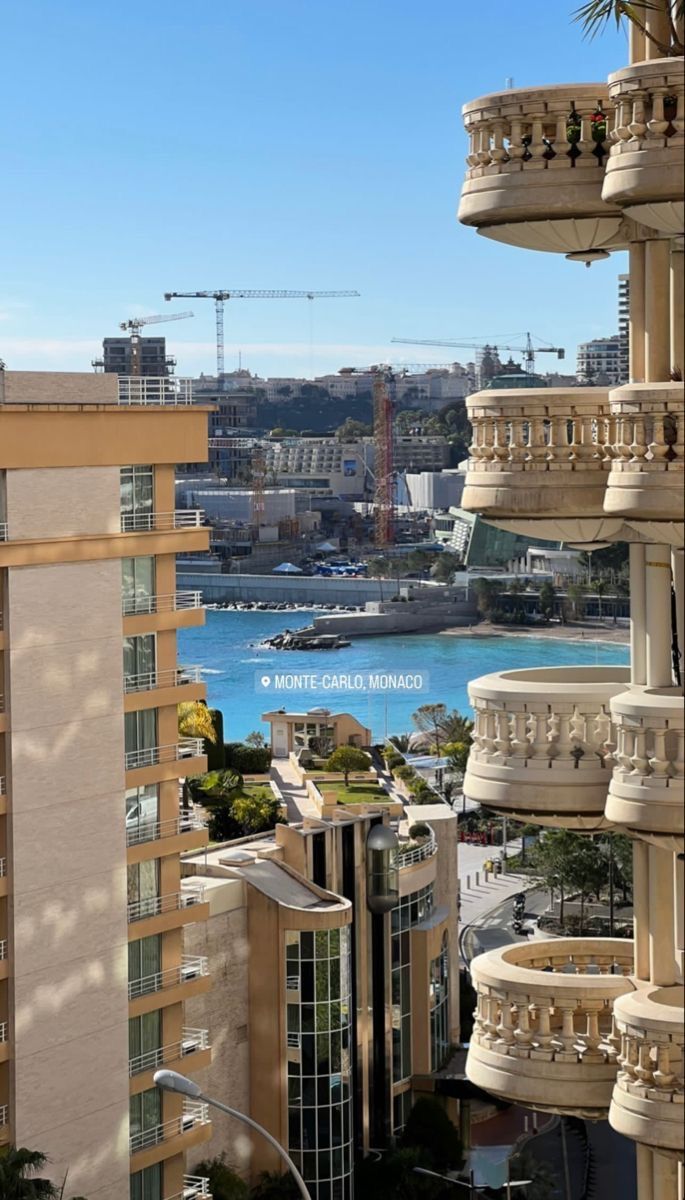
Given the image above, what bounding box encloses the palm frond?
[178,701,217,742]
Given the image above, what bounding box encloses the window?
[121,466,154,530]
[130,1164,162,1200]
[125,709,158,757]
[129,1011,162,1072]
[129,1088,162,1141]
[128,936,162,992]
[127,860,159,918]
[124,634,156,687]
[122,556,155,614]
[125,785,159,844]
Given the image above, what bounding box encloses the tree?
[250,1171,299,1198]
[244,731,266,749]
[539,581,556,621]
[567,837,608,934]
[354,1147,447,1200]
[592,577,610,620]
[178,701,217,743]
[439,710,474,745]
[444,740,470,779]
[193,1155,249,1200]
[573,0,684,57]
[431,552,462,584]
[0,1148,87,1200]
[532,829,582,925]
[336,417,372,439]
[509,1147,557,1200]
[471,577,499,620]
[612,833,634,902]
[231,789,284,835]
[326,746,370,785]
[400,1097,464,1172]
[412,704,448,758]
[566,583,586,621]
[390,734,411,753]
[190,769,245,841]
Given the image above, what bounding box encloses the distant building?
[399,469,465,511]
[618,274,630,382]
[433,506,561,566]
[265,437,374,499]
[576,335,624,385]
[96,335,171,376]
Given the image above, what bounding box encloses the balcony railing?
[397,833,437,867]
[0,940,7,960]
[129,1027,210,1075]
[165,1175,212,1200]
[124,739,205,772]
[126,812,206,848]
[117,377,194,406]
[610,983,684,1157]
[465,665,631,828]
[604,382,684,524]
[0,1022,7,1043]
[122,590,203,617]
[606,687,684,850]
[467,938,635,1119]
[127,884,206,923]
[604,59,685,233]
[128,955,209,1000]
[458,84,624,253]
[0,1105,6,1126]
[129,1100,210,1154]
[0,858,6,877]
[0,694,4,712]
[120,510,204,533]
[124,665,203,694]
[0,778,5,797]
[0,523,7,542]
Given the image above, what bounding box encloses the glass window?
[123,635,156,686]
[128,936,161,990]
[130,1164,162,1200]
[430,933,450,1072]
[127,860,159,913]
[125,785,159,844]
[391,884,434,1088]
[122,556,155,615]
[125,709,158,755]
[121,465,154,523]
[129,1011,162,1070]
[129,1088,161,1139]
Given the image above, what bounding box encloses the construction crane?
[392,332,565,386]
[118,311,193,376]
[164,289,360,385]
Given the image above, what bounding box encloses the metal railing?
[122,590,203,616]
[118,377,194,407]
[0,1105,7,1126]
[0,940,7,960]
[0,694,4,713]
[129,1027,210,1076]
[397,834,437,868]
[165,1177,212,1200]
[126,813,206,847]
[124,739,205,771]
[127,885,206,923]
[0,858,6,878]
[124,665,203,694]
[0,1022,7,1043]
[286,975,300,991]
[128,955,209,1000]
[0,778,5,797]
[120,510,203,533]
[0,523,7,542]
[129,1101,209,1154]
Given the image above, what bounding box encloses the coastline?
[440,620,630,646]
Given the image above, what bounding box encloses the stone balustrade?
[606,687,684,852]
[609,983,684,1157]
[604,383,684,532]
[603,58,685,235]
[465,666,631,828]
[467,938,635,1118]
[458,84,627,253]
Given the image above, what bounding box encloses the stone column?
[645,239,671,382]
[633,838,650,981]
[630,241,646,384]
[649,844,678,986]
[652,1150,679,1199]
[630,543,647,686]
[670,240,684,377]
[645,5,672,58]
[645,545,673,689]
[636,1144,654,1200]
[672,548,684,687]
[629,22,646,63]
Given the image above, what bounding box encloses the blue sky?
[1,1,627,379]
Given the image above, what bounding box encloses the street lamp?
[413,1166,532,1198]
[154,1069,313,1200]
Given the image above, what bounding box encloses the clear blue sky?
[1,1,627,379]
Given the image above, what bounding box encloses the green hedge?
[224,741,272,773]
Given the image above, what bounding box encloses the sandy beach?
[440,620,630,645]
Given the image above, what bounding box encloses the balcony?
[462,386,628,541]
[117,377,194,406]
[467,938,635,1118]
[165,1175,212,1200]
[127,884,206,924]
[126,813,207,849]
[128,955,209,1000]
[604,383,684,535]
[124,665,203,694]
[603,59,685,235]
[465,666,631,828]
[120,510,204,534]
[605,687,684,852]
[458,84,627,254]
[129,1027,210,1076]
[610,983,684,1157]
[129,1100,210,1155]
[122,591,203,617]
[397,831,438,867]
[124,738,205,772]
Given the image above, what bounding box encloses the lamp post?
[154,1069,313,1200]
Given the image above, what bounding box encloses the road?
[460,888,549,964]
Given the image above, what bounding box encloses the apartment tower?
[0,369,213,1200]
[457,8,683,1200]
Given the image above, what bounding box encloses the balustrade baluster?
[492,418,510,461]
[494,710,512,761]
[514,1003,534,1053]
[529,712,551,762]
[496,1002,516,1048]
[510,711,531,759]
[527,417,548,463]
[648,414,669,462]
[528,114,547,165]
[481,710,497,758]
[534,1005,554,1056]
[476,126,492,166]
[628,93,647,140]
[629,416,648,461]
[648,727,672,778]
[508,418,527,464]
[647,90,669,140]
[582,1009,604,1060]
[652,1045,676,1091]
[508,118,526,163]
[630,729,650,777]
[490,120,508,164]
[559,1007,578,1055]
[614,726,633,775]
[635,1042,655,1086]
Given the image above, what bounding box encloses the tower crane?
[118,311,194,376]
[163,289,360,385]
[392,332,565,385]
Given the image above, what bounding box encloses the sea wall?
[177,571,468,608]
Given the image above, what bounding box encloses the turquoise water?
[179,610,630,741]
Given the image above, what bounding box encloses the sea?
[178,609,630,743]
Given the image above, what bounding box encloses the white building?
[576,335,625,385]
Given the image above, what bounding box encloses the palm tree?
[573,1,684,57]
[178,700,217,743]
[0,1148,60,1199]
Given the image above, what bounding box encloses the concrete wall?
[177,572,464,607]
[6,466,121,539]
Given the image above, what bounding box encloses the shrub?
[394,764,417,782]
[400,1096,463,1171]
[224,741,272,774]
[384,752,405,770]
[326,746,370,785]
[231,789,284,835]
[193,1154,249,1200]
[409,822,431,839]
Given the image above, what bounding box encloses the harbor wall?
[176,571,468,608]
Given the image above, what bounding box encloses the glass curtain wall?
[430,932,450,1072]
[391,884,434,1115]
[286,927,354,1200]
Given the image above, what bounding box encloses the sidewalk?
[270,759,320,821]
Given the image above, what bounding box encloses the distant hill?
[256,389,373,434]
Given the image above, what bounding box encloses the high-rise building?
[98,336,172,378]
[618,273,630,382]
[457,13,683,1200]
[576,334,624,384]
[0,367,214,1199]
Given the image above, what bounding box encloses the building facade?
[576,334,625,385]
[457,12,683,1200]
[98,336,172,378]
[0,368,214,1200]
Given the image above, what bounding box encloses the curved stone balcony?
[467,938,635,1118]
[465,666,631,829]
[458,84,629,253]
[609,983,684,1157]
[603,59,685,236]
[605,687,684,853]
[604,383,684,539]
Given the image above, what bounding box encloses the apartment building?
[577,334,625,385]
[0,369,214,1200]
[618,273,630,384]
[96,336,172,378]
[458,12,683,1200]
[182,802,460,1198]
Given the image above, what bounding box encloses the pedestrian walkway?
[270,759,320,821]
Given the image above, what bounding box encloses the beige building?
[0,370,213,1199]
[457,10,684,1200]
[182,802,460,1198]
[262,709,372,759]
